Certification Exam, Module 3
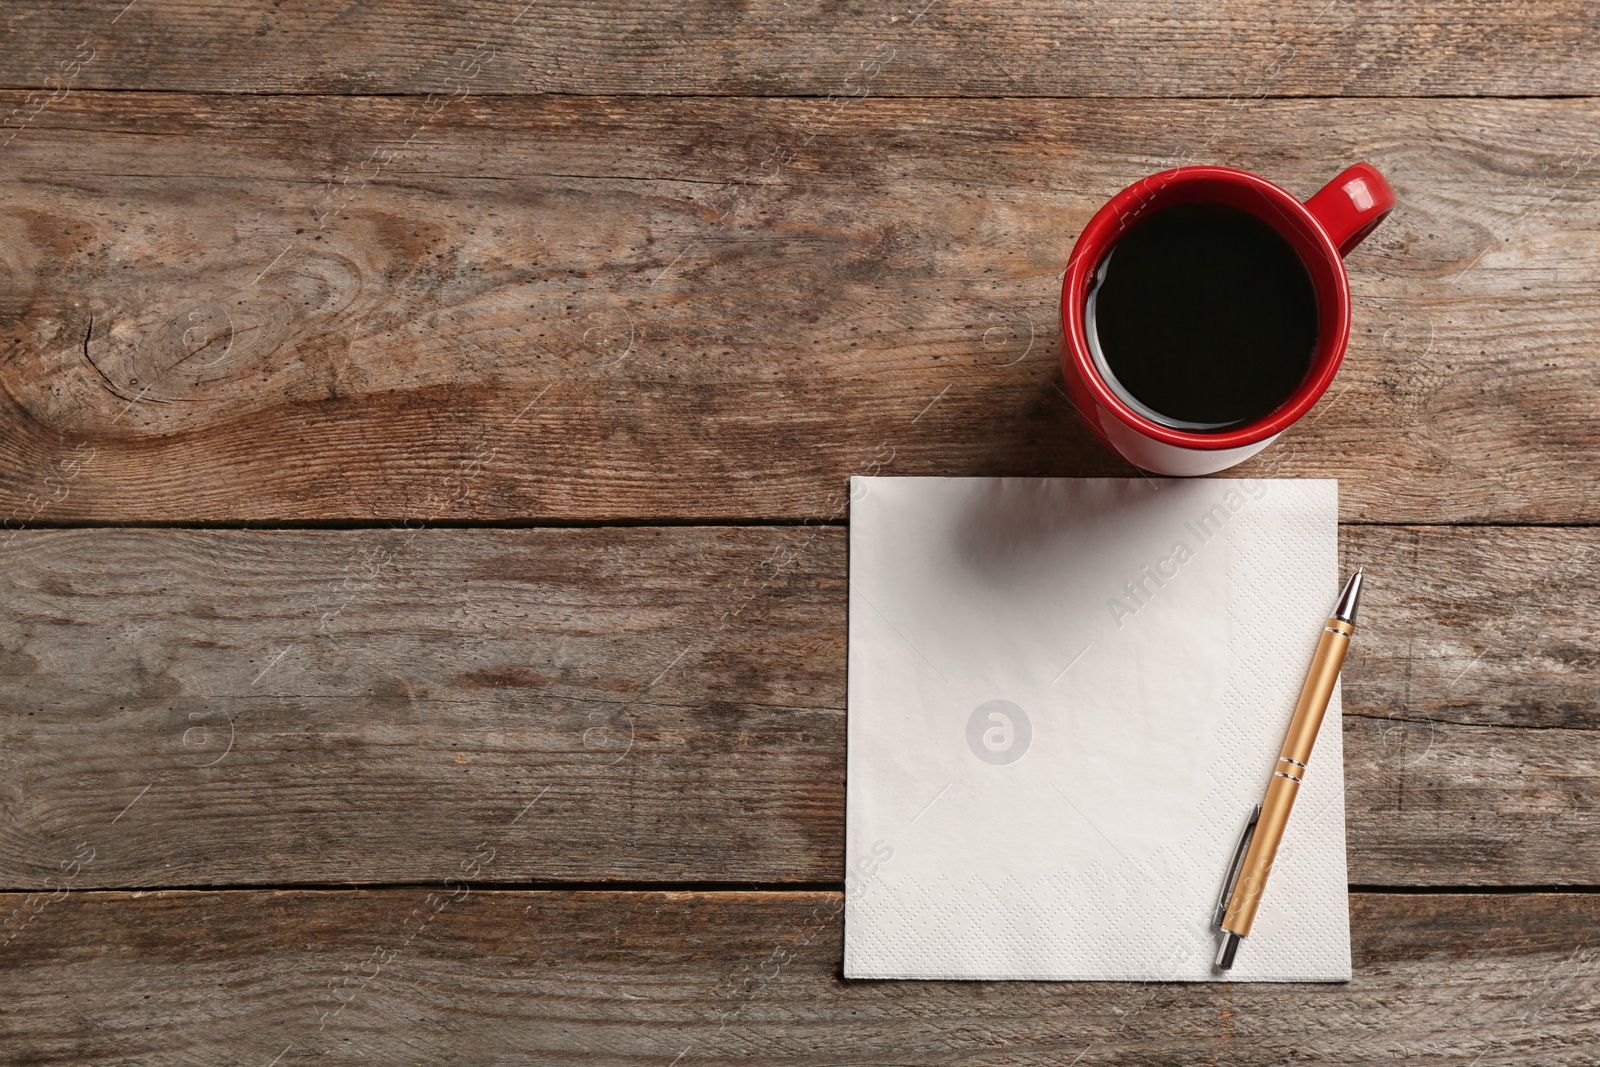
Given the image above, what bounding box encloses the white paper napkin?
[844,477,1349,982]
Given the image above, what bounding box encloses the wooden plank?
[1341,524,1600,884]
[2,94,1598,524]
[1,888,1596,1064]
[2,525,1594,889]
[1341,526,1600,732]
[3,1,1600,98]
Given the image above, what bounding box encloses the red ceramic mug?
[1059,163,1394,476]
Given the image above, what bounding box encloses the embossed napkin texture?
[845,478,1349,981]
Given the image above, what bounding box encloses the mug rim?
[1060,165,1352,451]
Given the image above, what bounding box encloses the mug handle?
[1304,162,1395,257]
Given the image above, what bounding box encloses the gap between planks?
[5,883,1599,896]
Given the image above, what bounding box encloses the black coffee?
[1086,202,1318,432]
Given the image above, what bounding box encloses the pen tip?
[1333,568,1364,625]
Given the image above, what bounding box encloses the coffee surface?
[1086,202,1319,432]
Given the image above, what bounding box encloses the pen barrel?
[1222,772,1298,934]
[1281,620,1352,766]
[1221,619,1352,937]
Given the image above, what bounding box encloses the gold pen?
[1214,568,1364,970]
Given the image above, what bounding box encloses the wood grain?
[0,4,1588,1061]
[3,0,1599,98]
[2,525,1593,889]
[1,888,1596,1065]
[0,95,1598,525]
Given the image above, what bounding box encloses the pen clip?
[1214,804,1261,928]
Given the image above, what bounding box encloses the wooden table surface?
[2,2,1597,1063]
